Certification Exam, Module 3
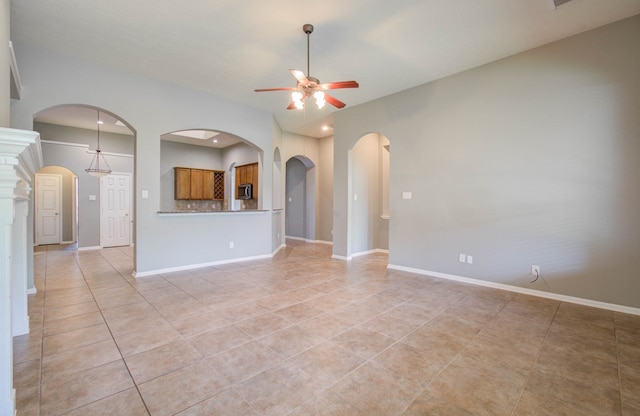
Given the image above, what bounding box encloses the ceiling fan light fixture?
[292,91,304,109]
[255,23,358,110]
[314,91,325,109]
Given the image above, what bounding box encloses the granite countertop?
[157,209,268,215]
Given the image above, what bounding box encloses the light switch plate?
[142,190,149,199]
[402,192,412,200]
[89,195,96,201]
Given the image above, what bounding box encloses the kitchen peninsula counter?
[157,209,268,216]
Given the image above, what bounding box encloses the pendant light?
[85,109,111,177]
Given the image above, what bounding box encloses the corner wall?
[334,15,640,308]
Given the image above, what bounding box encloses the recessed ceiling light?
[322,125,329,131]
[97,120,104,125]
[213,139,218,143]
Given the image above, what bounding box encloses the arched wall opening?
[285,155,316,241]
[160,129,263,212]
[33,104,136,252]
[348,132,390,257]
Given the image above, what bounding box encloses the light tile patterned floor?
[14,240,640,415]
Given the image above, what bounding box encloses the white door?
[101,174,131,247]
[35,173,62,245]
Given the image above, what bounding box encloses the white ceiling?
[11,0,640,138]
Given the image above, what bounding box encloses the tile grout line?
[73,249,153,416]
[508,300,561,416]
[613,313,624,416]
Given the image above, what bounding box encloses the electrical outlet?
[531,265,540,275]
[466,255,473,264]
[229,241,234,249]
[459,254,466,263]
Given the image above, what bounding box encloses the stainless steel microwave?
[238,183,252,199]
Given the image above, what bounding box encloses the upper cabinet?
[174,167,224,200]
[174,167,191,200]
[235,162,258,199]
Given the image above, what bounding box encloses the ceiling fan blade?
[290,69,310,85]
[319,80,359,90]
[254,87,297,92]
[324,93,346,109]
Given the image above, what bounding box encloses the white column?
[0,168,18,416]
[12,197,29,336]
[0,127,42,416]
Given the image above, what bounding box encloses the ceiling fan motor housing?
[303,24,314,34]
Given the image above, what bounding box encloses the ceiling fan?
[255,24,359,110]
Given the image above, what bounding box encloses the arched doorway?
[348,132,390,256]
[285,155,316,241]
[33,105,136,250]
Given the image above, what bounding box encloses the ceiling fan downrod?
[303,24,313,77]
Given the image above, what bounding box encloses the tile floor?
[13,240,640,415]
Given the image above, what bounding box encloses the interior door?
[101,173,131,247]
[35,173,62,245]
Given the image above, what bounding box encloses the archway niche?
[348,132,390,256]
[285,155,316,241]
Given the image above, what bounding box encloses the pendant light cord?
[96,110,101,152]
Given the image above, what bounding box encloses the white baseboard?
[332,248,388,261]
[285,236,333,245]
[387,264,640,316]
[311,239,333,245]
[133,253,273,278]
[272,244,286,255]
[78,246,101,251]
[352,248,388,257]
[27,288,37,295]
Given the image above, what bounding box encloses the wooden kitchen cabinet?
[251,163,258,200]
[202,170,214,200]
[174,167,191,200]
[174,167,225,200]
[235,162,259,199]
[190,169,204,200]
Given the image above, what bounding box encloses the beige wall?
[334,15,640,308]
[317,136,334,242]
